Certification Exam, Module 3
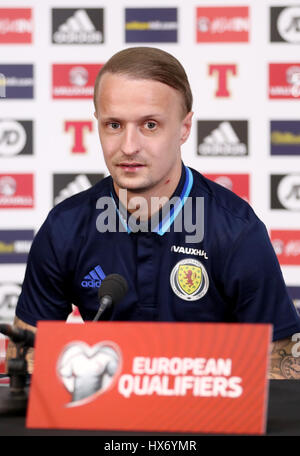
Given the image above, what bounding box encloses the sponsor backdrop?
[0,0,300,351]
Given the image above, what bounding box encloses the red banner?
[0,174,34,208]
[196,7,249,43]
[0,8,33,44]
[52,64,103,99]
[27,321,271,435]
[0,335,8,374]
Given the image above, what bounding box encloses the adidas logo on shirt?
[81,265,106,288]
[197,121,248,156]
[52,9,104,44]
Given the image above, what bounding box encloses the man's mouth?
[117,163,145,171]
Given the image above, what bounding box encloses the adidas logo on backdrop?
[52,8,104,44]
[197,120,248,156]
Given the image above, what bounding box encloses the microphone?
[93,273,128,321]
[0,324,35,348]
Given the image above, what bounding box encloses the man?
[7,47,300,378]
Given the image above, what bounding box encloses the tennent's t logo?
[208,64,237,97]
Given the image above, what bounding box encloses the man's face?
[94,73,193,199]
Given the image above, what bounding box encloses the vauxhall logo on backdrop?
[270,121,300,156]
[197,120,248,156]
[0,65,34,99]
[270,6,300,43]
[52,8,104,44]
[125,8,178,43]
[0,230,33,264]
[0,120,33,156]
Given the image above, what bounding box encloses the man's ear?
[180,111,193,145]
[94,111,98,120]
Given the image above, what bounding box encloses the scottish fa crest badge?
[170,258,209,301]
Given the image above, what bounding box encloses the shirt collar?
[109,162,193,235]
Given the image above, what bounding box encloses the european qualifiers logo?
[57,341,121,406]
[270,6,300,43]
[271,174,300,211]
[269,63,300,99]
[0,120,33,157]
[52,8,104,44]
[0,230,33,264]
[53,173,104,206]
[52,64,102,99]
[0,64,33,99]
[270,121,300,156]
[197,120,248,156]
[0,8,33,44]
[196,6,249,43]
[125,8,178,43]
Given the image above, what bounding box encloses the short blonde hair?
[94,47,193,116]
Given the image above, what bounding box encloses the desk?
[0,380,299,436]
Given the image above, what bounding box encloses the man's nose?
[120,125,140,155]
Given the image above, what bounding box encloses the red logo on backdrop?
[269,63,300,99]
[0,174,34,208]
[270,230,300,265]
[208,64,237,97]
[0,335,8,375]
[0,8,33,44]
[52,64,103,99]
[64,121,93,153]
[204,173,249,202]
[196,6,249,42]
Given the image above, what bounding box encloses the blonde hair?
[93,47,193,116]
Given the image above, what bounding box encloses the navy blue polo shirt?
[16,163,300,341]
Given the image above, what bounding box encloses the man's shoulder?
[43,175,112,234]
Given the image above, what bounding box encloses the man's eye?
[145,121,157,130]
[109,122,120,129]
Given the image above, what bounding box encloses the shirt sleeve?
[223,218,300,341]
[16,211,73,326]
